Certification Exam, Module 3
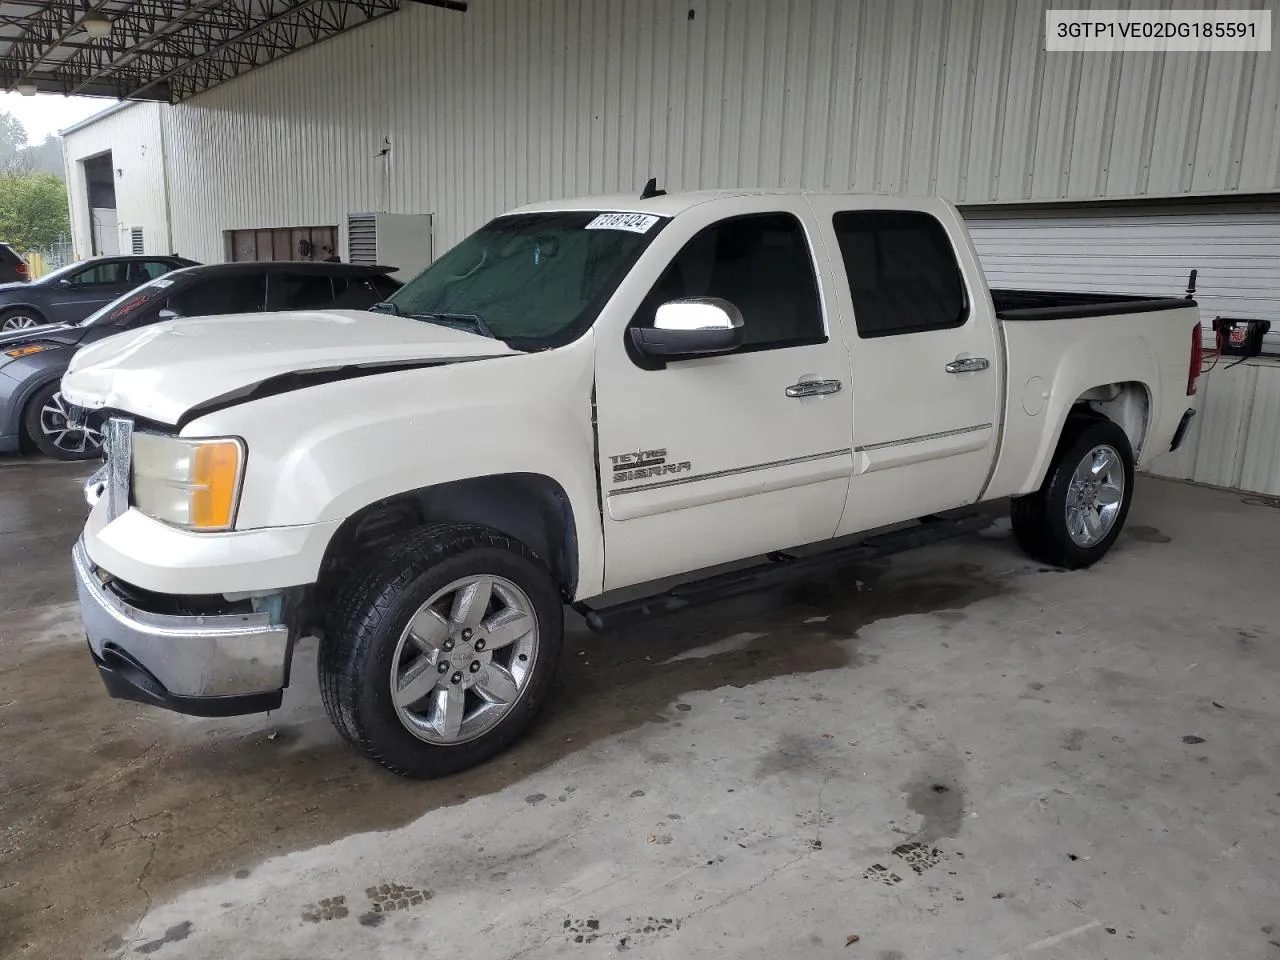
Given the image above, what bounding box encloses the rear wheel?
[22,381,104,460]
[319,523,563,778]
[1010,417,1134,569]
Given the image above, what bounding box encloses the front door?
[805,198,1002,535]
[49,260,134,324]
[594,199,854,591]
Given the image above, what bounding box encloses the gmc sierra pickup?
[62,190,1202,777]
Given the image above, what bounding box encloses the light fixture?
[16,82,36,96]
[82,14,111,38]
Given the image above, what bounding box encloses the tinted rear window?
[832,210,969,337]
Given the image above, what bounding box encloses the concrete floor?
[1,455,1278,960]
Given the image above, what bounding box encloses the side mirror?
[630,297,744,360]
[157,308,179,321]
[57,278,72,289]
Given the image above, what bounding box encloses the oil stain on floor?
[0,460,1007,959]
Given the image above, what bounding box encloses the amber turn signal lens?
[190,440,244,530]
[4,343,50,359]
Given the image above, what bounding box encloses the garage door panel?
[966,203,1280,353]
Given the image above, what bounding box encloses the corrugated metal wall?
[1150,359,1280,496]
[126,0,1280,264]
[63,102,170,258]
[59,0,1280,495]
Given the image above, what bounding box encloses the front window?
[386,211,667,350]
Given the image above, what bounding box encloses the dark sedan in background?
[0,254,197,331]
[0,260,401,459]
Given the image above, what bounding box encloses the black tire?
[318,522,564,778]
[0,307,46,331]
[1010,417,1135,569]
[22,381,103,461]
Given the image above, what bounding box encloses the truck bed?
[992,288,1194,322]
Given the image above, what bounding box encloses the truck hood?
[61,309,518,425]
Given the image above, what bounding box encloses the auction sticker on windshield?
[586,212,661,233]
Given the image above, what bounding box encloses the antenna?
[640,177,666,200]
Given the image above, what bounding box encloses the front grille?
[103,417,134,521]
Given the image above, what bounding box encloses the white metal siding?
[106,0,1280,265]
[63,102,170,259]
[1151,358,1280,497]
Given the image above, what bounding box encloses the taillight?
[1187,321,1203,396]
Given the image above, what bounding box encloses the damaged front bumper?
[73,539,293,717]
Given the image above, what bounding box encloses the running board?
[577,509,997,634]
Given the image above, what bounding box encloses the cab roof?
[511,188,943,219]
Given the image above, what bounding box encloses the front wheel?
[23,381,104,460]
[319,523,564,778]
[1010,418,1135,569]
[0,309,45,331]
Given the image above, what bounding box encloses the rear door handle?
[945,357,989,374]
[786,379,843,398]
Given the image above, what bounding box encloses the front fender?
[0,351,70,437]
[185,336,605,597]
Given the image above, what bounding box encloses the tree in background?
[0,111,27,171]
[0,110,66,177]
[0,108,71,251]
[21,136,65,177]
[0,172,70,249]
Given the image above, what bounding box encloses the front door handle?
[786,378,843,398]
[945,357,990,374]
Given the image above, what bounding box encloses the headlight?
[132,433,246,531]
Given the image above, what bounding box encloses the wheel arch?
[1071,381,1151,458]
[0,302,49,325]
[313,472,580,622]
[14,371,63,444]
[1026,380,1151,492]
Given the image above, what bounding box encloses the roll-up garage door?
[962,202,1280,353]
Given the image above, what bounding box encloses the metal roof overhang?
[0,0,464,103]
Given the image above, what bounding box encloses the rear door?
[267,272,335,310]
[594,198,855,590]
[805,197,1002,535]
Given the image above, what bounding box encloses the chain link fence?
[23,235,75,277]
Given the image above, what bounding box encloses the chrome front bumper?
[73,539,291,716]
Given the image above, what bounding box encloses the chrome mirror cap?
[653,297,744,332]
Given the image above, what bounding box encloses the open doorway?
[81,152,117,255]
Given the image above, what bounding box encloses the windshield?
[77,276,179,327]
[385,211,667,349]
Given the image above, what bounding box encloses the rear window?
[832,210,969,337]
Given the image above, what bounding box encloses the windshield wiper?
[369,300,402,316]
[409,312,499,340]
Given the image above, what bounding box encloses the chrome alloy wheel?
[2,314,40,331]
[39,390,103,456]
[1065,444,1124,547]
[389,575,539,745]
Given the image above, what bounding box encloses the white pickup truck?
[63,190,1202,778]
